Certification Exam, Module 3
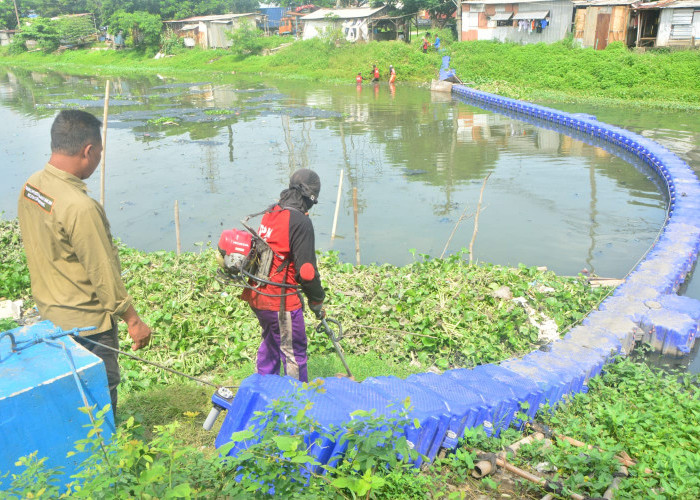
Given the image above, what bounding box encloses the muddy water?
[0,67,672,277]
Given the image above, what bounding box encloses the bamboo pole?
[469,172,491,264]
[99,80,111,207]
[441,205,473,259]
[331,169,344,240]
[352,187,360,265]
[174,200,181,256]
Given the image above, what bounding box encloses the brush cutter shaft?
[317,318,352,377]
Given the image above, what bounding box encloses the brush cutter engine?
[217,226,274,285]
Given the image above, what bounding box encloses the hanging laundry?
[540,18,549,30]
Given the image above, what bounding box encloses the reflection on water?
[0,68,668,281]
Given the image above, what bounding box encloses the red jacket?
[242,205,324,311]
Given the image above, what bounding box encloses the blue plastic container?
[0,321,114,487]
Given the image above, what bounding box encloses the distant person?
[389,65,396,84]
[356,72,363,84]
[114,30,124,49]
[371,64,380,82]
[18,110,152,415]
[422,34,429,53]
[434,34,441,51]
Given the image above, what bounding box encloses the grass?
[1,34,698,109]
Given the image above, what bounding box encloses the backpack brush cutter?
[216,222,352,378]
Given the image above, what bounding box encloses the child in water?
[356,72,363,84]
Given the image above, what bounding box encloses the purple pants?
[252,307,308,382]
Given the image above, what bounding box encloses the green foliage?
[520,358,700,498]
[3,390,419,498]
[9,17,61,54]
[0,219,605,391]
[108,10,162,50]
[225,20,266,57]
[0,219,31,300]
[54,14,96,45]
[159,26,184,55]
[449,40,700,106]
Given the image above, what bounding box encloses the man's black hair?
[51,110,102,156]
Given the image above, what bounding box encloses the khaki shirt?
[18,163,132,334]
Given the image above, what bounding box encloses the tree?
[226,19,264,56]
[108,9,161,49]
[9,17,61,52]
[0,0,19,29]
[401,0,457,28]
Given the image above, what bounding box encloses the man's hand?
[122,305,152,351]
[309,301,325,320]
[128,319,152,351]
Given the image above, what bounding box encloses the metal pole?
[331,169,344,239]
[99,80,110,207]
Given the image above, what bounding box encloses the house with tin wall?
[460,0,574,43]
[572,0,639,49]
[573,0,700,48]
[634,0,700,47]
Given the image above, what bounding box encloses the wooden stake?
[441,205,473,259]
[174,200,181,256]
[99,80,111,207]
[353,187,360,265]
[469,173,491,264]
[331,169,344,240]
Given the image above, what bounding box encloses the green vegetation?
[2,35,698,109]
[0,218,606,393]
[4,354,697,498]
[463,357,700,498]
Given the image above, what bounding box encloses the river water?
[1,67,698,371]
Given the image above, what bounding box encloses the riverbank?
[3,216,698,497]
[2,36,699,110]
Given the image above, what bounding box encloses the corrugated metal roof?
[513,10,551,19]
[572,0,636,6]
[462,0,555,5]
[635,0,700,8]
[301,7,386,20]
[165,13,257,23]
[491,12,515,20]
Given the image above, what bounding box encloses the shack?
[572,0,639,49]
[164,13,261,49]
[0,30,15,46]
[635,0,700,47]
[368,13,414,42]
[300,7,386,42]
[460,0,573,43]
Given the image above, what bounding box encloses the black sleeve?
[288,210,325,303]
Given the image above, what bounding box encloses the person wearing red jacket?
[242,169,325,382]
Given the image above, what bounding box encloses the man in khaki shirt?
[18,109,151,415]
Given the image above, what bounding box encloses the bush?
[160,27,184,55]
[226,20,266,56]
[108,10,162,50]
[9,18,61,54]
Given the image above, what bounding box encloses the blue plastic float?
[208,84,700,468]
